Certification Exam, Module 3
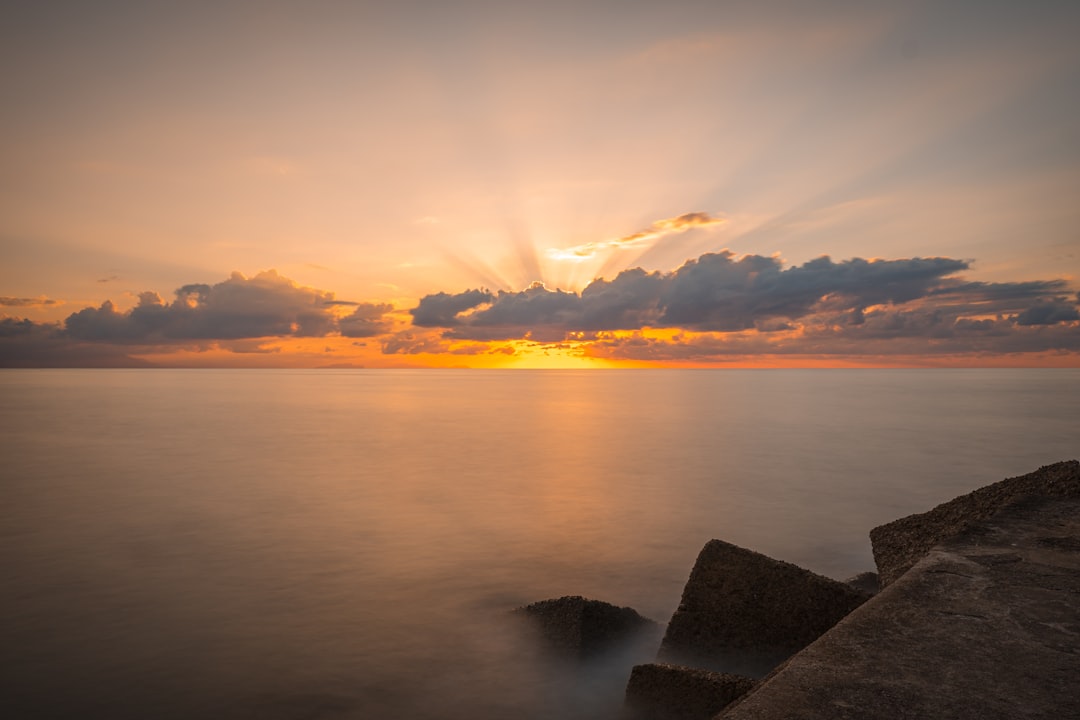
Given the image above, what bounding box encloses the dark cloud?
[1014,297,1080,326]
[339,303,394,338]
[413,249,1079,359]
[0,318,150,368]
[468,283,580,327]
[0,270,400,366]
[3,253,1077,366]
[418,251,974,337]
[0,296,59,307]
[935,279,1070,301]
[578,268,666,330]
[0,317,58,338]
[63,270,364,342]
[658,253,969,330]
[923,279,1074,318]
[410,289,493,327]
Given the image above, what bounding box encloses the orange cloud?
[546,211,725,262]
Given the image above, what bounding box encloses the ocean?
[2,369,1078,719]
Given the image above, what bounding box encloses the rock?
[624,663,755,720]
[515,595,659,659]
[844,571,880,595]
[658,540,869,675]
[870,460,1080,586]
[718,494,1080,719]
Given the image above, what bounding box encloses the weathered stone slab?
[515,595,659,659]
[657,540,869,675]
[624,663,754,720]
[870,460,1080,586]
[718,495,1080,719]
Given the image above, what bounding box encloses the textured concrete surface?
[871,460,1080,586]
[624,663,754,720]
[718,495,1080,719]
[658,539,869,676]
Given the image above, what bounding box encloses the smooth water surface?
[2,369,1077,718]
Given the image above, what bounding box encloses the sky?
[2,0,1079,368]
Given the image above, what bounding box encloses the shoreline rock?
[870,460,1080,586]
[514,595,660,659]
[718,491,1080,719]
[509,462,1080,719]
[657,539,870,676]
[624,663,755,720]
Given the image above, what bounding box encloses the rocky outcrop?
[617,462,1080,719]
[870,460,1080,586]
[718,494,1080,719]
[624,663,755,720]
[658,540,870,675]
[515,595,659,659]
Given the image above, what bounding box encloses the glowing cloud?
[546,212,726,262]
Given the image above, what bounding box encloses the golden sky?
[2,0,1078,367]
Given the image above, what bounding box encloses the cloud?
[546,211,725,262]
[413,249,1080,359]
[658,253,970,330]
[1014,297,1080,326]
[422,251,974,336]
[410,289,494,327]
[0,318,150,368]
[0,270,400,366]
[339,302,395,338]
[578,268,668,330]
[0,317,58,338]
[64,270,352,342]
[2,254,1077,366]
[582,312,1080,363]
[379,328,515,357]
[380,331,449,355]
[0,296,59,307]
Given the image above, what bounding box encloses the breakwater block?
[658,540,869,674]
[871,460,1080,586]
[718,493,1080,719]
[515,595,659,659]
[624,663,755,720]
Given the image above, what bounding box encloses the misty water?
[2,369,1078,719]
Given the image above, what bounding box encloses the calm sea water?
[2,369,1078,719]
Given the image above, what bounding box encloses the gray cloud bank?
[406,251,1079,357]
[60,270,393,342]
[0,270,395,366]
[2,253,1078,366]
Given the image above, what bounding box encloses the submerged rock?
[870,459,1080,586]
[658,539,869,674]
[515,595,659,659]
[624,663,755,720]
